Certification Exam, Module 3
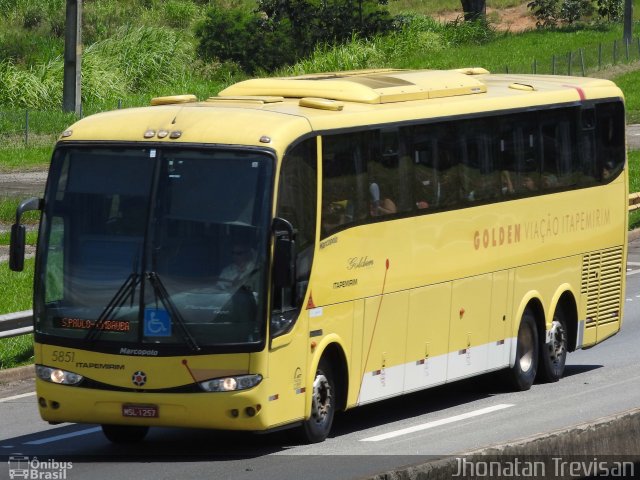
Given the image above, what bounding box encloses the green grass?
[0,144,53,171]
[0,258,35,370]
[630,151,640,229]
[399,24,636,73]
[0,258,34,314]
[388,0,523,15]
[0,197,41,225]
[612,69,640,124]
[0,231,38,247]
[0,335,34,369]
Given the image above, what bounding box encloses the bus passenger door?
[447,274,492,381]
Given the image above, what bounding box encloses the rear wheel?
[507,309,539,391]
[537,308,568,383]
[101,424,149,444]
[299,359,335,443]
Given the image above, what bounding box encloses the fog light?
[245,406,256,417]
[38,397,47,408]
[231,409,239,418]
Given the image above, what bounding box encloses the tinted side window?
[370,128,411,217]
[540,109,576,190]
[321,132,369,237]
[276,138,318,308]
[499,115,540,195]
[458,119,499,202]
[596,101,625,182]
[578,107,598,186]
[277,138,317,252]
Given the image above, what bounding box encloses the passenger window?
[412,127,439,210]
[458,120,498,202]
[369,129,406,217]
[276,138,318,308]
[578,108,598,186]
[500,118,539,196]
[321,133,368,237]
[596,101,625,182]
[277,139,317,252]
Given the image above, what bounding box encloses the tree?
[460,0,486,21]
[197,0,395,74]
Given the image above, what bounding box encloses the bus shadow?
[329,363,604,439]
[0,366,605,462]
[330,371,511,438]
[0,423,291,462]
[562,364,602,378]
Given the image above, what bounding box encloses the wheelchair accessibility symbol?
[144,308,172,337]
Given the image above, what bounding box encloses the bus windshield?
[34,145,273,352]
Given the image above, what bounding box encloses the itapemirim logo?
[7,455,72,479]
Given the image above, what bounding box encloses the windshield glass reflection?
[36,146,273,351]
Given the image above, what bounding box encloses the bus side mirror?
[10,197,42,272]
[10,224,26,272]
[273,236,294,288]
[271,218,297,312]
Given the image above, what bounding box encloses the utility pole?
[63,0,82,114]
[623,0,633,44]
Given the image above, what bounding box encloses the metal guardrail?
[0,192,639,339]
[0,310,33,339]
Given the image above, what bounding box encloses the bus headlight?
[36,365,84,385]
[199,374,262,392]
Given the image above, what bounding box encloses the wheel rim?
[518,323,535,373]
[547,320,567,365]
[310,373,332,426]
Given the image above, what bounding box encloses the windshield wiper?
[146,271,200,352]
[85,271,200,352]
[85,272,141,342]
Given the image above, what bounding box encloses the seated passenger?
[501,171,515,195]
[369,182,397,216]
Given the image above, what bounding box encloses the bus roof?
[60,68,623,155]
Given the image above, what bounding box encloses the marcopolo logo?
[7,456,72,479]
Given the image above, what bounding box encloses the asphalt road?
[0,238,638,480]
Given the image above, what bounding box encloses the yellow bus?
[10,68,627,443]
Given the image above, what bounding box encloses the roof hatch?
[218,69,487,104]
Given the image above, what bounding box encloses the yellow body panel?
[43,68,626,433]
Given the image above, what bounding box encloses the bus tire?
[508,309,539,391]
[299,359,335,443]
[101,424,149,444]
[537,308,568,383]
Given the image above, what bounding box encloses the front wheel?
[299,359,335,443]
[537,309,568,383]
[101,424,149,444]
[507,309,539,391]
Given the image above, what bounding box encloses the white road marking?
[628,262,640,276]
[24,427,102,445]
[0,392,35,403]
[360,403,514,442]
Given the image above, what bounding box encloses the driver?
[216,240,257,290]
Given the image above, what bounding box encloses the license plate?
[122,404,158,418]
